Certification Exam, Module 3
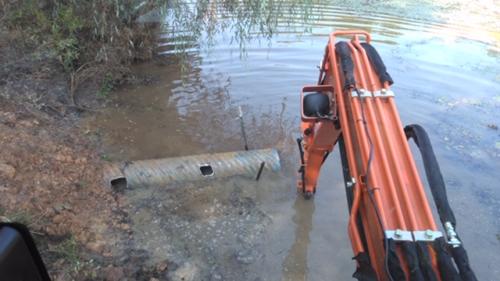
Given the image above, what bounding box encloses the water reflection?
[154,0,499,56]
[163,0,326,53]
[282,197,315,281]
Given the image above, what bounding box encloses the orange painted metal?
[298,30,441,280]
[299,85,341,194]
[346,40,407,230]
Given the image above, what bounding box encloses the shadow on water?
[84,0,500,280]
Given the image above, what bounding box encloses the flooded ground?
[84,1,499,280]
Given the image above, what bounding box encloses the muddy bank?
[125,177,275,281]
[0,93,294,280]
[0,30,169,279]
[0,96,169,280]
[0,47,293,280]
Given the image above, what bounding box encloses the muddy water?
[84,1,500,280]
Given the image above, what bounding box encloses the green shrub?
[3,1,83,70]
[1,0,323,101]
[97,74,114,97]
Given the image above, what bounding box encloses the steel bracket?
[413,230,443,241]
[351,89,372,98]
[385,229,413,241]
[445,221,462,247]
[373,89,395,97]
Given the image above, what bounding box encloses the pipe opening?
[110,177,127,190]
[199,164,214,176]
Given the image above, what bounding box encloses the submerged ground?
[1,1,499,280]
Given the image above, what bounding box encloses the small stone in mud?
[236,249,256,264]
[53,204,65,213]
[0,162,16,179]
[156,260,168,272]
[170,262,199,281]
[52,214,65,224]
[103,266,125,281]
[487,124,498,130]
[0,112,16,127]
[211,272,222,280]
[118,223,130,230]
[54,153,73,162]
[86,241,105,253]
[102,251,113,257]
[18,119,38,127]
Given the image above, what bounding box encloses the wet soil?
[0,97,118,280]
[0,32,168,280]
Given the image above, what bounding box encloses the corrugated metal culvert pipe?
[104,148,281,189]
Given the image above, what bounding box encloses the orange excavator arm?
[297,30,477,281]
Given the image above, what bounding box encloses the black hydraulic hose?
[360,43,394,85]
[401,241,425,281]
[433,238,461,281]
[451,246,479,281]
[405,124,478,281]
[404,124,456,227]
[297,138,306,192]
[415,242,440,281]
[338,136,354,211]
[297,138,305,165]
[335,41,356,89]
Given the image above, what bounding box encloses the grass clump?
[1,0,158,105]
[0,209,33,225]
[53,236,80,268]
[97,74,115,98]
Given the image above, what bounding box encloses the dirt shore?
[0,32,169,280]
[0,72,283,281]
[0,31,272,280]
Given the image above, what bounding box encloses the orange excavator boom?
[297,30,477,281]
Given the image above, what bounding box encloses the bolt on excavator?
[297,30,477,281]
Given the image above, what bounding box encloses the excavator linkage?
[297,30,477,281]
